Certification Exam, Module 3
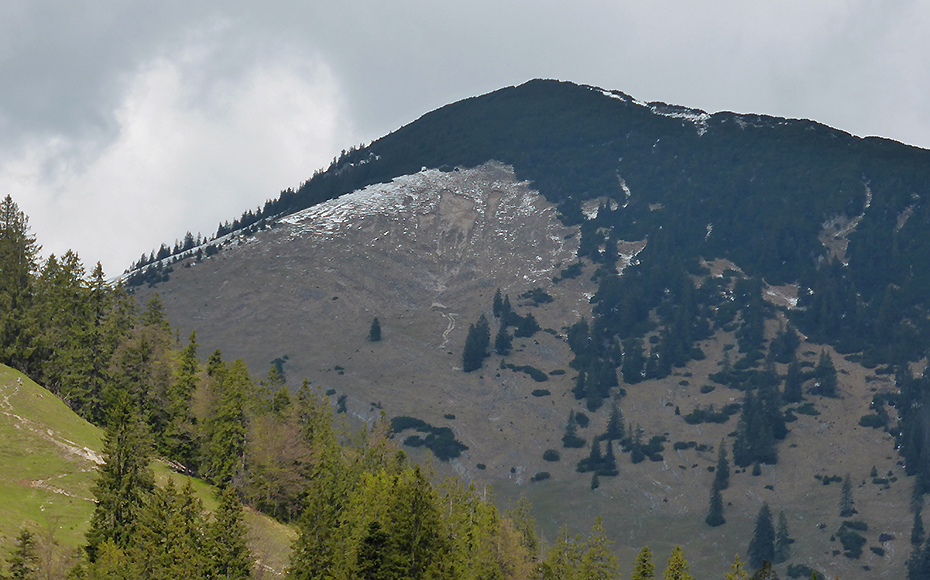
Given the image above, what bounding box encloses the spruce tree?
[662,545,693,580]
[205,359,250,488]
[913,508,926,546]
[368,317,381,342]
[715,439,730,490]
[86,396,155,561]
[494,320,512,355]
[747,503,775,570]
[705,482,725,527]
[5,528,37,580]
[605,403,625,441]
[578,518,619,579]
[631,546,655,580]
[783,355,803,403]
[208,486,254,580]
[815,350,838,397]
[0,194,40,373]
[774,510,791,563]
[839,473,856,517]
[493,288,503,318]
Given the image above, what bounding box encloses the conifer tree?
[562,410,585,448]
[662,545,693,580]
[747,503,775,570]
[0,194,40,374]
[208,486,254,580]
[631,546,655,580]
[205,359,251,488]
[723,554,750,580]
[578,518,619,580]
[494,320,512,356]
[493,288,503,318]
[774,510,791,563]
[815,350,838,397]
[462,315,491,372]
[783,355,803,403]
[86,396,155,561]
[369,317,381,342]
[714,439,730,490]
[913,508,926,546]
[541,527,581,580]
[705,482,725,527]
[605,403,625,441]
[839,473,856,517]
[5,528,37,580]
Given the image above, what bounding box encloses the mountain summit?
[132,80,930,579]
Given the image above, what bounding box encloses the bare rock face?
[147,161,581,420]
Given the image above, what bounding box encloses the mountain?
[129,79,930,579]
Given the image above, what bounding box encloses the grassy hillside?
[0,364,293,576]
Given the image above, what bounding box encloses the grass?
[0,364,294,575]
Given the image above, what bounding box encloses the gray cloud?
[3,1,930,274]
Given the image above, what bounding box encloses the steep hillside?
[137,160,916,579]
[0,364,294,575]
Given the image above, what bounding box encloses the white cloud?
[4,46,350,275]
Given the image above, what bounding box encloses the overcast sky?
[3,1,929,275]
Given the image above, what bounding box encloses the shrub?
[870,546,885,557]
[562,434,586,448]
[699,385,715,394]
[532,389,551,397]
[574,413,590,428]
[543,449,561,462]
[786,564,822,580]
[531,471,551,482]
[858,414,887,428]
[836,526,867,558]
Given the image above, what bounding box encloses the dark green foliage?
[532,472,551,482]
[839,474,856,517]
[859,413,888,428]
[504,362,547,381]
[786,564,823,580]
[391,416,469,461]
[604,403,624,441]
[813,350,838,397]
[532,389,551,397]
[520,287,554,306]
[574,412,590,428]
[369,317,381,341]
[748,503,775,569]
[783,356,804,403]
[5,528,37,580]
[705,483,725,527]
[836,523,867,558]
[543,449,561,462]
[513,313,541,338]
[462,315,491,372]
[493,288,503,317]
[913,509,925,546]
[494,320,512,355]
[683,404,739,425]
[86,397,155,561]
[714,440,730,491]
[208,486,255,579]
[562,410,586,448]
[775,510,792,564]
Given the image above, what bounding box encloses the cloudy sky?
[3,1,929,275]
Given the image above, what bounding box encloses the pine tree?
[208,486,253,580]
[783,355,803,403]
[631,546,655,580]
[578,518,619,580]
[86,396,155,561]
[493,288,503,318]
[662,545,693,580]
[815,350,838,397]
[723,554,750,580]
[747,503,775,570]
[913,508,926,546]
[605,403,625,440]
[840,473,856,517]
[705,482,725,527]
[774,510,791,563]
[715,439,730,490]
[494,320,512,355]
[369,317,381,342]
[5,528,37,580]
[0,194,40,373]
